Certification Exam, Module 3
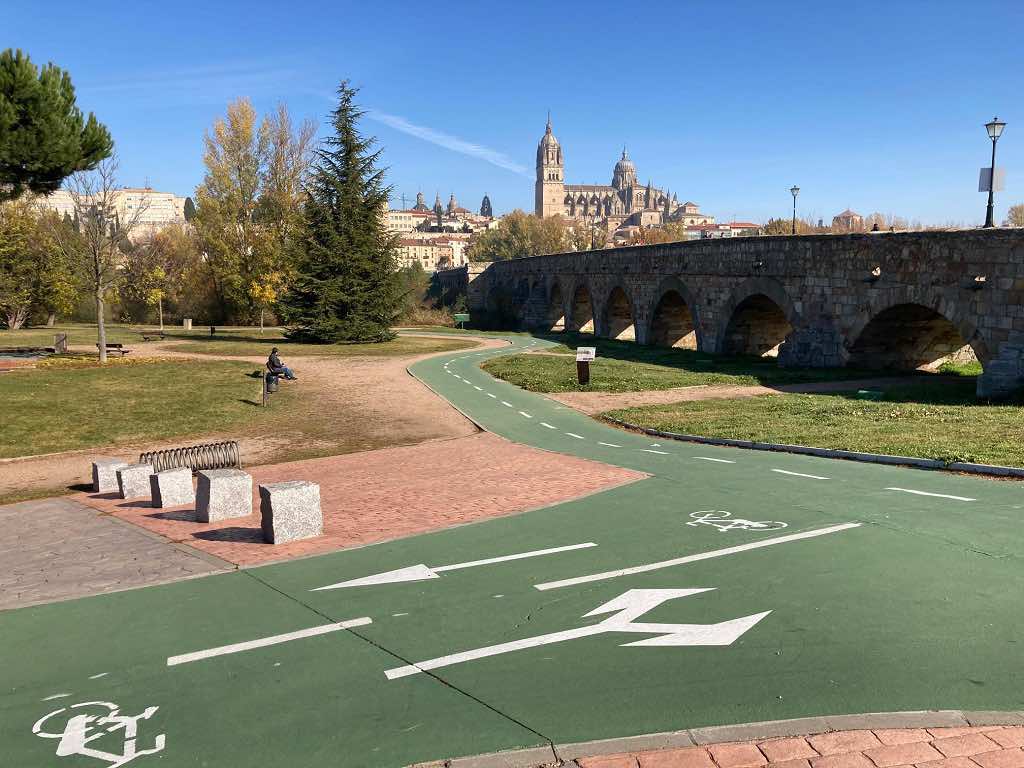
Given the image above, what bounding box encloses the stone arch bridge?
[453,230,1024,398]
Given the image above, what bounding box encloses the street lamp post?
[790,185,800,234]
[984,117,1006,228]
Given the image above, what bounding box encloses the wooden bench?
[140,331,166,342]
[96,343,131,357]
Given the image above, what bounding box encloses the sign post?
[576,346,596,385]
[453,313,470,329]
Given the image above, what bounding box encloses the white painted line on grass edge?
[885,487,976,502]
[166,618,373,666]
[693,457,735,464]
[534,523,862,591]
[771,469,830,480]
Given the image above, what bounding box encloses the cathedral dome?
[614,148,635,175]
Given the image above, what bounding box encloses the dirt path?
[0,337,507,501]
[545,376,955,415]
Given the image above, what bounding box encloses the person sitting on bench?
[267,348,297,380]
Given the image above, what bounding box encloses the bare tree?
[51,157,148,363]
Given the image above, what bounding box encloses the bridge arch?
[484,280,518,329]
[568,281,595,334]
[845,292,990,371]
[546,280,567,332]
[601,283,637,341]
[718,277,800,357]
[648,277,702,349]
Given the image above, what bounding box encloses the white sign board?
[576,347,596,362]
[979,167,1006,192]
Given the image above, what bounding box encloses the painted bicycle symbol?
[33,701,165,767]
[686,510,788,533]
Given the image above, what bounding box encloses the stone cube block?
[149,467,195,508]
[196,469,252,523]
[259,481,322,544]
[116,463,154,500]
[92,458,128,493]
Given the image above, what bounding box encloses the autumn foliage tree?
[466,210,569,261]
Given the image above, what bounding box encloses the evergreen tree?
[0,49,113,201]
[280,81,399,342]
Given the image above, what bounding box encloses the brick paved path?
[570,726,1024,768]
[79,432,646,566]
[0,497,227,610]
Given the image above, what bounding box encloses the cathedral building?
[534,116,712,234]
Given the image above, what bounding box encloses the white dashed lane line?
[771,469,830,480]
[540,422,557,429]
[565,433,585,440]
[598,442,621,448]
[519,411,533,418]
[885,487,976,502]
[501,401,514,408]
[474,386,483,391]
[642,449,670,455]
[487,393,497,398]
[694,457,736,464]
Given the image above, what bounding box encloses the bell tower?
[535,113,564,218]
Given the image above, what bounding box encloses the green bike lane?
[3,334,1024,767]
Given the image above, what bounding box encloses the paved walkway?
[0,497,227,610]
[569,726,1024,768]
[77,432,645,565]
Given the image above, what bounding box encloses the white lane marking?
[166,618,372,666]
[385,589,769,679]
[885,487,976,502]
[534,523,862,591]
[88,673,108,680]
[501,401,514,407]
[42,693,73,701]
[642,449,670,455]
[650,443,662,447]
[312,543,598,589]
[771,469,830,480]
[565,432,585,439]
[463,380,473,385]
[598,442,622,448]
[474,386,483,391]
[694,457,736,464]
[487,393,497,398]
[540,422,557,429]
[519,411,533,418]
[392,613,409,617]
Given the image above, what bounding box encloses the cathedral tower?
[535,114,564,218]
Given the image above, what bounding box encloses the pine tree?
[280,81,399,342]
[0,49,113,201]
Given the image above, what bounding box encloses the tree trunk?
[46,312,56,328]
[5,309,27,330]
[158,298,164,332]
[96,291,107,364]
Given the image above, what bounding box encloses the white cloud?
[367,109,530,178]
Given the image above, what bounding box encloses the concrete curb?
[602,416,1024,479]
[414,710,1024,768]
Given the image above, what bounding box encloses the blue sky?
[8,0,1022,224]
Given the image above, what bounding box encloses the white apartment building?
[40,187,191,241]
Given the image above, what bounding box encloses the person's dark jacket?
[268,352,285,373]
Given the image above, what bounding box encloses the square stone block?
[116,463,154,500]
[92,458,128,493]
[196,469,253,523]
[149,467,195,508]
[259,481,322,544]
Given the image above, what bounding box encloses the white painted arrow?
[384,588,770,679]
[311,542,597,591]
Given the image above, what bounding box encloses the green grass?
[606,379,1024,468]
[0,359,285,459]
[482,333,928,393]
[0,322,153,349]
[169,333,476,357]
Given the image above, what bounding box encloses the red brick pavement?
[573,728,1022,768]
[78,432,645,566]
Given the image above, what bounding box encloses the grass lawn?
[482,333,928,393]
[0,322,155,348]
[605,379,1024,468]
[0,359,282,459]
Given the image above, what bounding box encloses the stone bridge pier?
[462,230,1024,398]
